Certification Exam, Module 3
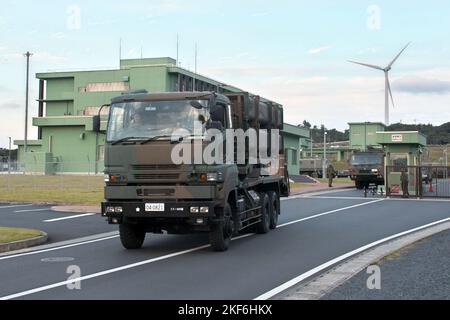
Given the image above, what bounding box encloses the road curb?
[51,206,101,214]
[290,185,354,196]
[0,231,118,258]
[0,232,48,254]
[273,221,450,300]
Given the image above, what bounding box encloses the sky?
[1,0,450,148]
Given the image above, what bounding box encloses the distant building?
[348,122,386,150]
[14,57,307,174]
[282,124,311,175]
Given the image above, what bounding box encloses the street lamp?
[323,131,328,179]
[24,51,33,153]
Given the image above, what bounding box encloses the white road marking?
[0,198,383,300]
[254,216,450,300]
[44,213,96,222]
[300,196,372,200]
[278,199,384,228]
[14,209,49,213]
[0,235,119,261]
[0,204,33,210]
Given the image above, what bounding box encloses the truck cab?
[349,150,385,189]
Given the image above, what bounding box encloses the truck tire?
[256,193,270,234]
[119,223,146,250]
[268,191,280,230]
[355,181,363,190]
[209,204,234,252]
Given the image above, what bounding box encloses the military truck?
[349,149,385,189]
[299,158,324,177]
[95,91,289,251]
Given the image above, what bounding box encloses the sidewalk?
[323,228,450,300]
[290,182,354,195]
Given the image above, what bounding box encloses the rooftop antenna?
[348,42,410,125]
[176,34,179,66]
[119,38,122,62]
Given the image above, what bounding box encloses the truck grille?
[359,170,372,174]
[137,188,175,196]
[134,173,180,180]
[132,164,180,171]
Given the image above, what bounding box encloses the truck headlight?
[371,169,378,173]
[207,173,218,181]
[206,172,223,182]
[190,207,200,213]
[106,206,116,213]
[200,207,209,213]
[104,174,110,182]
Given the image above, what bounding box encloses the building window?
[391,153,407,171]
[97,145,105,162]
[79,82,130,93]
[291,149,298,165]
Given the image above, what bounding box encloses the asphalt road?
[0,204,115,243]
[0,189,449,300]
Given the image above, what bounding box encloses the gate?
[386,166,450,198]
[419,166,450,198]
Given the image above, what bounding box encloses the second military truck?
[349,149,385,189]
[97,91,290,251]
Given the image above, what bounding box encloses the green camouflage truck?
[95,91,290,251]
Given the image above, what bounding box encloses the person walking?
[327,164,336,188]
[401,168,410,198]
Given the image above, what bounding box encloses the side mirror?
[190,101,204,109]
[93,115,101,133]
[210,104,225,123]
[206,121,224,131]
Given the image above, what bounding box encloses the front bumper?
[101,201,215,219]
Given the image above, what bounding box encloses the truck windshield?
[106,100,209,142]
[351,153,383,166]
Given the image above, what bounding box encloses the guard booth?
[377,131,427,197]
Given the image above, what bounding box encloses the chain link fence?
[0,161,104,192]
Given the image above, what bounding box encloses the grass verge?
[0,227,43,244]
[0,175,104,206]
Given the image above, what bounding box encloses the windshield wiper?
[140,135,173,145]
[111,137,145,145]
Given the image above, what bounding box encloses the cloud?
[50,32,66,39]
[393,76,450,94]
[307,46,331,54]
[357,47,379,55]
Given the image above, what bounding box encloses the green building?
[349,122,386,150]
[15,57,308,174]
[282,124,311,175]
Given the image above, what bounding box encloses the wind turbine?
[348,43,410,125]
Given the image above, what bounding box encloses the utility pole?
[24,51,33,154]
[193,43,197,91]
[323,131,327,179]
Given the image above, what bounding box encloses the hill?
[301,120,450,145]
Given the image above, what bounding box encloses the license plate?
[145,203,165,212]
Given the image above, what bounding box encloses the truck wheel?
[355,181,363,190]
[209,204,234,252]
[119,223,146,250]
[268,191,280,229]
[256,193,270,234]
